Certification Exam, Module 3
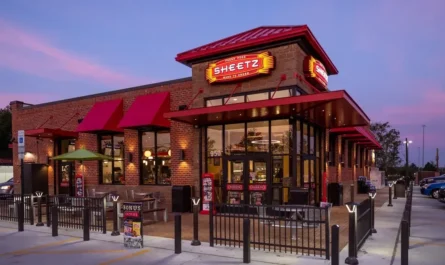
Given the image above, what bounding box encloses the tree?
[423,161,437,171]
[0,106,12,150]
[370,122,402,173]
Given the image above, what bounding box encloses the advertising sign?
[227,184,243,191]
[303,56,328,90]
[123,202,143,248]
[18,130,25,160]
[75,174,84,197]
[248,184,267,191]
[206,52,275,84]
[200,173,215,214]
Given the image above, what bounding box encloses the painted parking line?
[0,238,80,256]
[27,249,127,255]
[98,249,150,265]
[410,240,445,247]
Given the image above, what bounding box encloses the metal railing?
[0,194,34,224]
[401,181,414,265]
[356,198,371,249]
[209,202,331,259]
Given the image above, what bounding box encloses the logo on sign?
[303,56,328,90]
[206,52,275,84]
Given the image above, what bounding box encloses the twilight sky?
[0,0,444,166]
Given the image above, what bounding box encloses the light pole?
[403,138,413,186]
[422,125,425,168]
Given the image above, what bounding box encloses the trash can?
[289,188,309,205]
[395,183,406,198]
[328,183,344,206]
[172,185,192,213]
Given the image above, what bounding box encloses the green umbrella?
[51,149,113,197]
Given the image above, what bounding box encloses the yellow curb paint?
[27,249,127,255]
[0,238,79,256]
[98,249,150,265]
[410,240,445,247]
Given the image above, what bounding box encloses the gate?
[356,198,371,249]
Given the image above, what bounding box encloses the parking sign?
[18,130,25,160]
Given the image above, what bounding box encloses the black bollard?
[331,225,340,265]
[191,198,201,246]
[388,185,393,207]
[83,206,90,241]
[17,201,24,232]
[345,202,358,265]
[36,192,44,226]
[370,193,377,233]
[46,195,51,227]
[243,218,251,264]
[209,202,214,247]
[111,196,120,236]
[175,213,181,254]
[52,206,58,237]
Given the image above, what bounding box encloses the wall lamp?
[127,152,133,163]
[180,149,186,161]
[47,156,52,165]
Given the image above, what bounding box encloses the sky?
[0,0,444,166]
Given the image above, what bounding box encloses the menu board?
[123,202,143,248]
[200,173,214,214]
[75,174,84,197]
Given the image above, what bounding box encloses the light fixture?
[403,140,413,145]
[47,156,52,165]
[180,149,186,161]
[168,149,171,156]
[144,150,151,158]
[127,152,133,163]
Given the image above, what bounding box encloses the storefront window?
[247,121,269,152]
[302,123,309,154]
[99,134,125,185]
[225,123,245,154]
[224,95,244,105]
[141,131,171,185]
[272,89,292,99]
[246,92,268,102]
[206,98,223,107]
[271,120,290,154]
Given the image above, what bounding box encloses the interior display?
[141,131,171,185]
[201,173,215,214]
[250,192,265,205]
[228,191,242,204]
[99,134,125,184]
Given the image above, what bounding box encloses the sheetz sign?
[303,56,328,90]
[206,52,275,84]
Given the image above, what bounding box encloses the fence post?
[209,201,214,247]
[401,220,409,265]
[102,197,107,234]
[175,213,182,254]
[331,225,340,265]
[191,197,201,246]
[28,196,34,226]
[325,206,331,260]
[388,183,393,207]
[83,203,90,241]
[46,195,51,227]
[17,201,24,232]
[243,218,251,264]
[36,192,44,226]
[345,202,358,265]
[52,206,58,237]
[111,195,120,236]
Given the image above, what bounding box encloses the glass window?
[141,131,171,185]
[206,98,223,107]
[309,126,315,155]
[348,141,353,168]
[225,123,245,155]
[99,134,125,185]
[207,126,223,157]
[246,92,268,102]
[272,89,292,99]
[302,123,308,154]
[223,95,244,105]
[296,121,301,155]
[271,120,290,154]
[247,121,269,153]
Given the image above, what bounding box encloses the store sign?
[200,173,215,215]
[227,184,243,191]
[75,174,84,197]
[206,52,275,84]
[249,184,267,191]
[303,56,328,90]
[123,202,143,248]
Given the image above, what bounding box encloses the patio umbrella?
[51,149,113,197]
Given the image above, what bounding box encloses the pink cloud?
[0,19,148,86]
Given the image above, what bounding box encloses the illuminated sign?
[303,56,328,90]
[206,52,275,84]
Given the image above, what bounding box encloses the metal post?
[388,185,393,207]
[345,202,358,265]
[350,184,355,203]
[401,220,409,265]
[17,201,24,232]
[370,194,377,233]
[111,196,120,236]
[191,198,201,246]
[325,206,331,260]
[175,213,182,254]
[19,158,25,231]
[36,192,44,226]
[52,206,58,237]
[209,201,214,247]
[331,225,340,265]
[243,218,251,264]
[83,205,90,241]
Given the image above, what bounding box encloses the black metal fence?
[401,181,414,265]
[209,203,331,259]
[356,198,371,249]
[0,194,34,224]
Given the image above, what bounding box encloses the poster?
[123,202,143,248]
[75,174,84,197]
[200,173,214,214]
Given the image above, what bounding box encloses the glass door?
[302,156,316,205]
[225,158,245,204]
[59,161,75,196]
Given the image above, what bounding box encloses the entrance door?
[302,155,318,205]
[223,154,269,205]
[59,162,75,196]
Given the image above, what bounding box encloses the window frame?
[98,133,125,185]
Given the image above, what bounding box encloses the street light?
[403,138,413,189]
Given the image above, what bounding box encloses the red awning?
[164,90,370,128]
[76,99,123,133]
[118,92,170,129]
[25,128,78,139]
[330,126,381,149]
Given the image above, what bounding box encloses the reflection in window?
[271,120,290,154]
[272,156,290,184]
[296,121,301,155]
[224,95,244,105]
[246,92,268,102]
[141,131,171,185]
[225,123,245,154]
[247,121,269,152]
[99,134,125,185]
[303,123,308,154]
[207,126,223,157]
[309,126,315,154]
[206,98,223,107]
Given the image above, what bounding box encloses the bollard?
[111,195,120,236]
[388,184,393,207]
[350,184,355,203]
[175,213,181,254]
[345,202,358,265]
[36,192,44,226]
[17,201,24,232]
[401,220,409,265]
[191,197,201,246]
[369,192,377,233]
[209,202,214,247]
[83,206,90,241]
[52,206,58,237]
[243,218,251,264]
[331,225,340,265]
[46,195,51,227]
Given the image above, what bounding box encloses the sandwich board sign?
[18,130,25,160]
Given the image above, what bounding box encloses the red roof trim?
[25,128,78,139]
[176,25,338,75]
[330,126,381,149]
[76,99,124,133]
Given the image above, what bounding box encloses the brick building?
[11,25,381,210]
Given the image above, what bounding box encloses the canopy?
[76,99,123,133]
[50,149,113,161]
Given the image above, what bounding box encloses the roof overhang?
[25,128,78,139]
[330,126,381,149]
[76,99,124,133]
[165,90,369,128]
